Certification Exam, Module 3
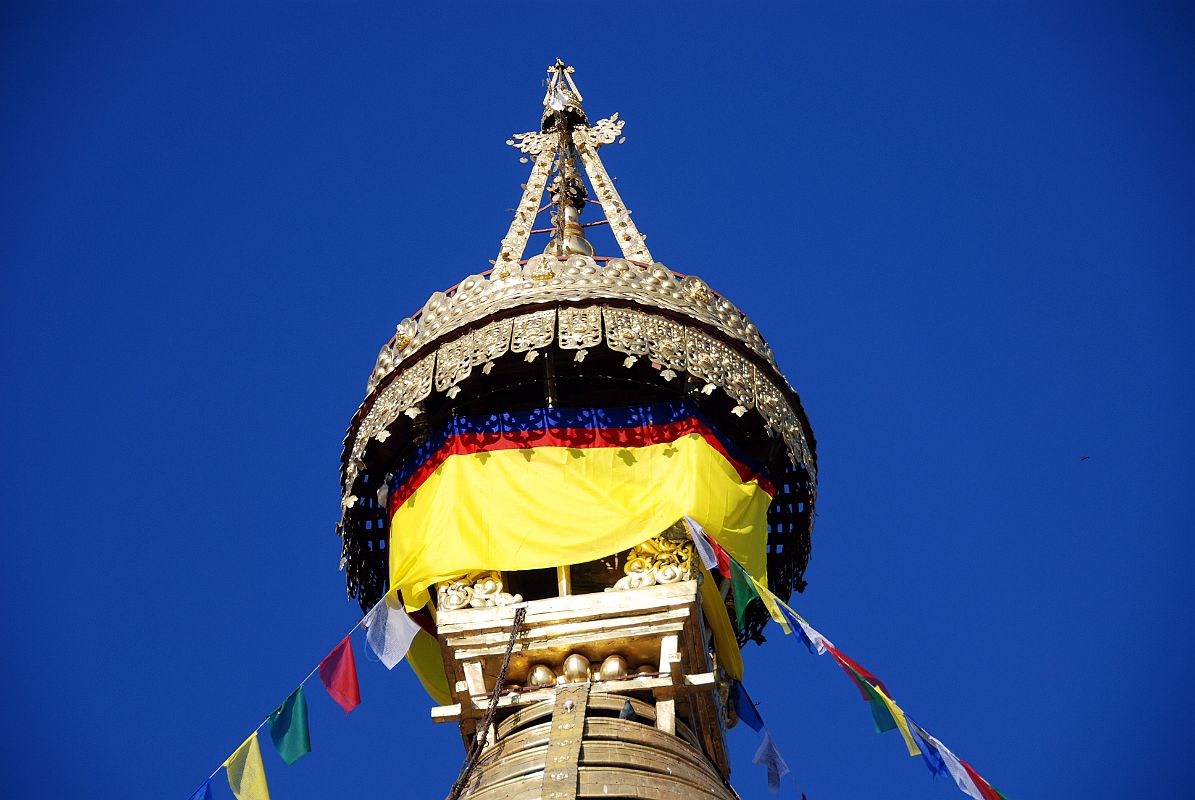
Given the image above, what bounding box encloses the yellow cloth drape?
[406,628,452,706]
[390,430,773,700]
[389,432,773,611]
[700,564,743,681]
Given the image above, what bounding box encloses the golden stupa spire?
[337,68,821,798]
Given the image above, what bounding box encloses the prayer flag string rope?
[683,516,1013,800]
[186,586,414,800]
[188,519,1012,800]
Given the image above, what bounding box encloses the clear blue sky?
[2,3,1192,799]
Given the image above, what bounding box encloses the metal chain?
[446,606,527,800]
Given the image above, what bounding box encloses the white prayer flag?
[796,615,833,655]
[364,591,421,669]
[923,731,984,800]
[752,730,790,794]
[683,515,719,572]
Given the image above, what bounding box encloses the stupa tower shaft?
[336,61,818,799]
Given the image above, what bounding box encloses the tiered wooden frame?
[433,580,736,793]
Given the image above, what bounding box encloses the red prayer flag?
[319,635,361,713]
[826,645,890,700]
[961,760,1003,800]
[709,537,733,580]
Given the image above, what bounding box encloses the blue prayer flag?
[906,717,946,777]
[779,604,820,655]
[731,680,765,732]
[187,779,211,800]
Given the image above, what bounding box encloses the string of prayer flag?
[189,585,426,799]
[825,644,890,699]
[223,732,270,800]
[319,635,361,714]
[730,678,795,794]
[683,515,720,573]
[729,560,760,630]
[907,717,947,776]
[266,686,311,765]
[729,680,764,732]
[962,760,1007,800]
[776,599,831,655]
[364,592,422,670]
[752,730,791,794]
[830,655,921,756]
[190,521,1011,799]
[749,575,792,635]
[685,520,1012,800]
[683,515,732,578]
[181,583,425,799]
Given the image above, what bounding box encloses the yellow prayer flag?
[223,731,270,800]
[872,685,922,757]
[750,576,792,635]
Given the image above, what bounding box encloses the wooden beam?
[430,673,717,723]
[446,608,690,649]
[656,697,676,735]
[436,580,699,633]
[454,620,687,661]
[463,660,487,708]
[431,703,462,722]
[661,634,682,684]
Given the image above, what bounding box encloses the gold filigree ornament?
[606,534,695,592]
[394,318,417,351]
[343,304,814,499]
[436,571,524,611]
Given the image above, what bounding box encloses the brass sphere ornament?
[562,653,591,682]
[527,664,556,688]
[598,654,629,680]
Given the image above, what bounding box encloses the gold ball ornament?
[562,653,592,682]
[527,664,556,688]
[598,655,629,681]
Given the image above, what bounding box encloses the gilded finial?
[542,59,587,133]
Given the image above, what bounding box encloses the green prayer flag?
[267,686,311,765]
[840,661,898,733]
[866,692,898,733]
[730,560,760,631]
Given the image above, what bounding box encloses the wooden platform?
[431,579,732,780]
